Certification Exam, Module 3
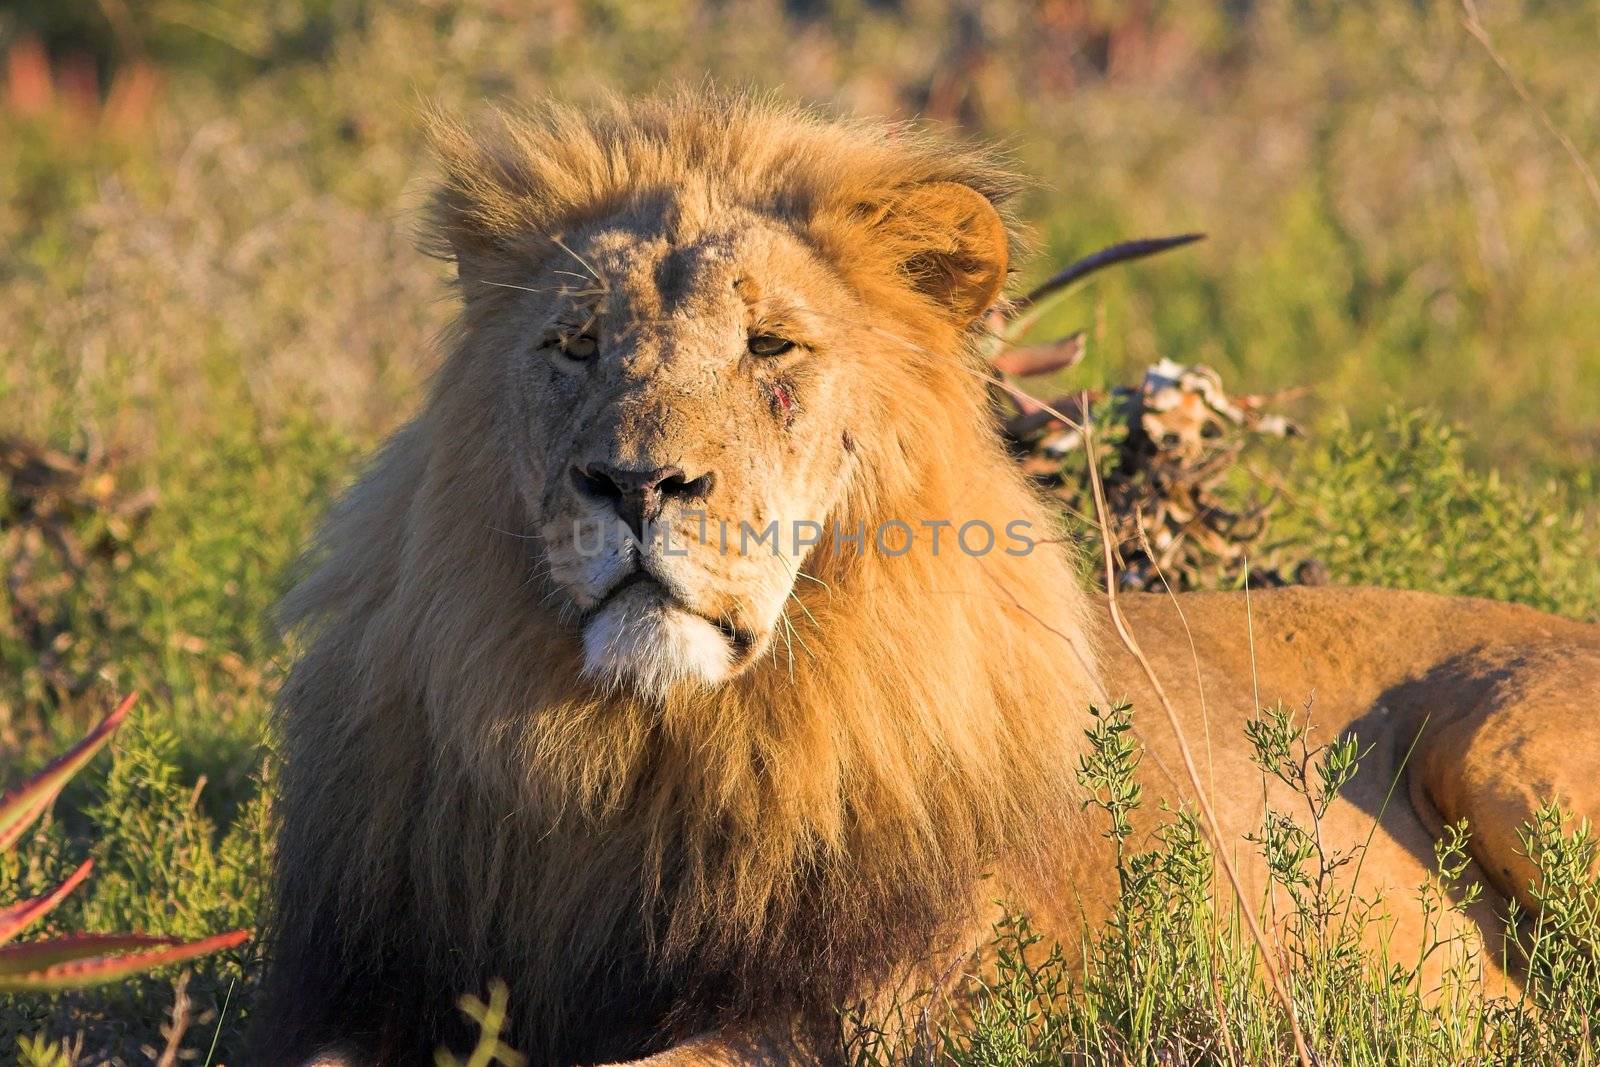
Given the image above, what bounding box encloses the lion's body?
[254,94,1600,1066]
[1101,588,1600,986]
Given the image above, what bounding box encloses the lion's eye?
[545,333,597,361]
[747,334,795,357]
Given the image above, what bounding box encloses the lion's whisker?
[793,569,831,592]
[786,587,820,636]
[486,523,540,542]
[550,234,606,288]
[777,610,797,680]
[786,613,815,661]
[481,279,561,297]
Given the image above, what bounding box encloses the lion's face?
[423,102,1013,698]
[494,206,868,693]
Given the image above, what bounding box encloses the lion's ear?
[872,181,1010,324]
[420,110,540,283]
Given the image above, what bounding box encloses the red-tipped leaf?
[0,694,135,851]
[0,932,177,972]
[0,859,93,944]
[992,331,1087,377]
[0,928,249,991]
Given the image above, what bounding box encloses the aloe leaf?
[0,694,136,851]
[0,859,93,944]
[0,929,249,991]
[0,932,177,973]
[1005,233,1204,340]
[992,331,1086,378]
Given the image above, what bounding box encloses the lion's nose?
[570,462,716,540]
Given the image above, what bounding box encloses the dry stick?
[1132,509,1216,805]
[976,563,1187,801]
[1130,514,1242,1066]
[150,972,194,1067]
[988,374,1308,1058]
[1076,394,1315,1067]
[1460,0,1600,217]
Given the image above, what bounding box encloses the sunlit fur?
[256,92,1101,1064]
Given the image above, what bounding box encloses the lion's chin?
[580,583,735,695]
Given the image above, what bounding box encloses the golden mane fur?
[259,92,1102,1063]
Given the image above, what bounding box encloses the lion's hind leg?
[1409,641,1600,918]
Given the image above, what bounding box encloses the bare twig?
[1460,0,1600,217]
[203,977,235,1067]
[1078,393,1315,1067]
[1134,512,1216,805]
[144,972,195,1067]
[993,373,1313,1060]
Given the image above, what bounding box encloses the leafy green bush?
[1284,411,1600,621]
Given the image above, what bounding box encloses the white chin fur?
[581,585,733,695]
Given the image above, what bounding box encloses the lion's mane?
[259,92,1101,1064]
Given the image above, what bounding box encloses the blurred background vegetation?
[6,0,1600,467]
[0,0,1597,1060]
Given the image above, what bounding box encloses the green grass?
[852,703,1600,1066]
[1,0,1598,1061]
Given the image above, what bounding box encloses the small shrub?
[0,695,247,991]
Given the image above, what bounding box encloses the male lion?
[256,93,1600,1065]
